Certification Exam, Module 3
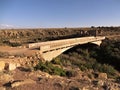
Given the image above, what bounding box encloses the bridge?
[27,36,105,61]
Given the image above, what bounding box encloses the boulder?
[0,61,5,71]
[9,63,17,70]
[5,63,20,71]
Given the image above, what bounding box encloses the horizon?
[0,25,120,30]
[0,0,120,28]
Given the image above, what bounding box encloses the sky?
[0,0,120,28]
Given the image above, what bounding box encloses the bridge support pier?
[40,46,73,61]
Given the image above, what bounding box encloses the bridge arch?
[40,40,102,61]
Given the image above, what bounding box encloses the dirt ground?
[0,46,38,56]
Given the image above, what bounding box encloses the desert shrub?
[92,62,117,77]
[52,56,72,67]
[3,40,21,47]
[51,57,62,65]
[52,66,66,76]
[78,64,86,71]
[95,39,120,71]
[84,62,94,69]
[79,49,90,60]
[34,61,66,76]
[69,86,79,90]
[34,61,50,73]
[18,67,34,72]
[9,42,21,47]
[116,76,120,83]
[62,44,118,77]
[66,70,77,78]
[99,64,116,76]
[78,61,117,78]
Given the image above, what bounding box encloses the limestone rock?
[8,63,16,71]
[11,79,36,88]
[0,61,5,71]
[98,73,107,79]
[5,63,20,71]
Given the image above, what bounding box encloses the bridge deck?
[28,36,105,52]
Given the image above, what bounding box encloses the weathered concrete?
[41,46,73,61]
[28,36,105,61]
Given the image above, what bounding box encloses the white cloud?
[0,24,15,29]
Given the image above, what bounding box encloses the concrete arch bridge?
[28,36,105,61]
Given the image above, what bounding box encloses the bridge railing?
[38,36,105,52]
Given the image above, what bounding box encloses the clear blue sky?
[0,0,120,28]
